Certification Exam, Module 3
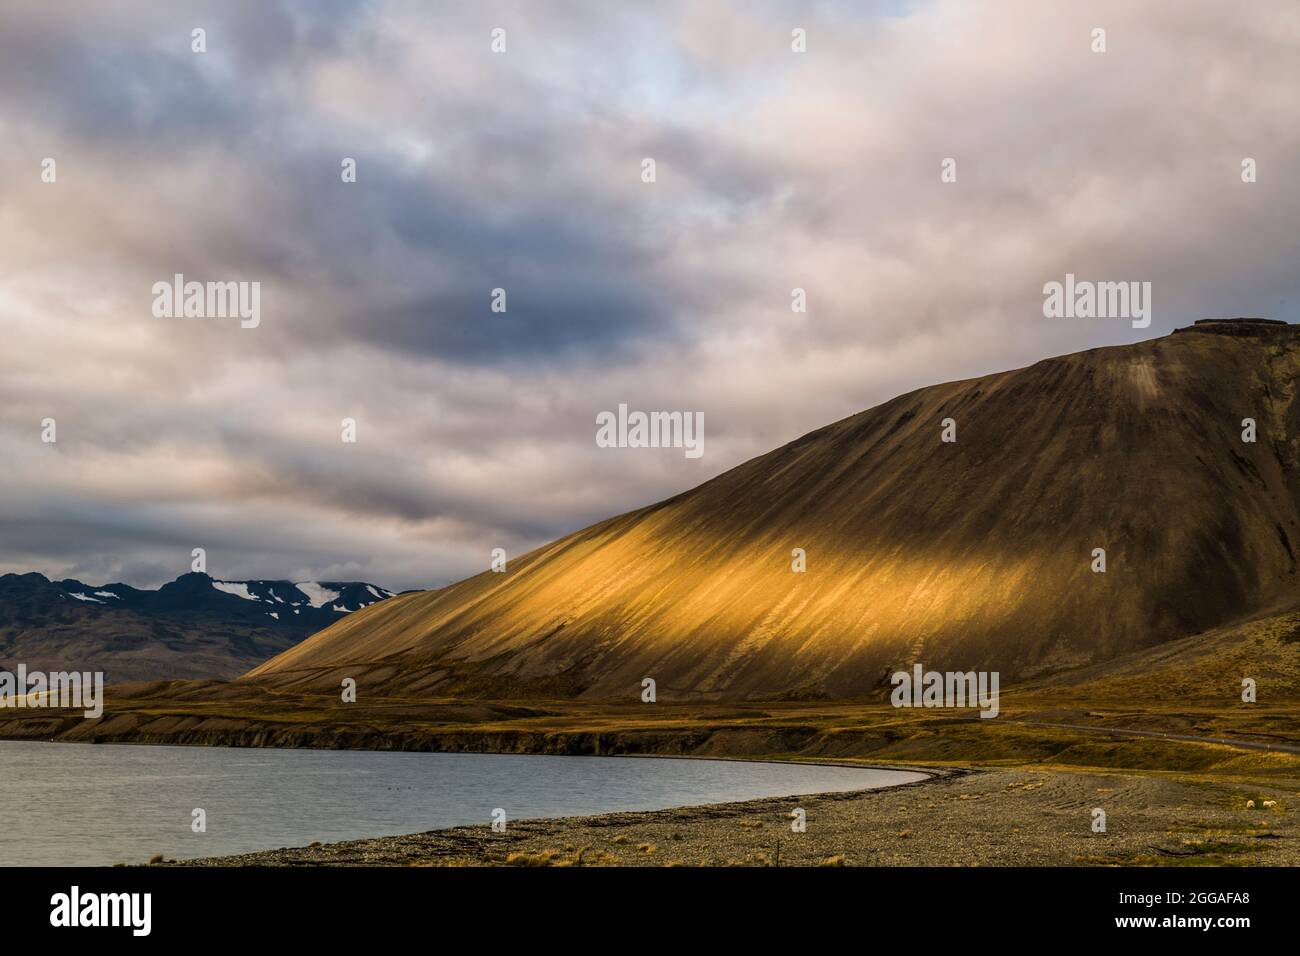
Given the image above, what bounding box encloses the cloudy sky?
[1,0,1297,590]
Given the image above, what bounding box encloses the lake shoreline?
[7,691,1300,867]
[0,731,937,777]
[160,765,1300,867]
[1,738,929,866]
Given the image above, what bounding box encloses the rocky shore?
[164,765,1299,867]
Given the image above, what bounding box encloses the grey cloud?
[2,0,1299,591]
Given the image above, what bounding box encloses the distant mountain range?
[249,318,1300,699]
[0,572,399,682]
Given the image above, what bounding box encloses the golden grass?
[505,846,615,867]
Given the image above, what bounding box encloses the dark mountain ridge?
[0,572,399,682]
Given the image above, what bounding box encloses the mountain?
[248,319,1300,700]
[0,572,398,682]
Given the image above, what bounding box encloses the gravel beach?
[165,765,1299,867]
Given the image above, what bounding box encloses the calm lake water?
[0,740,926,866]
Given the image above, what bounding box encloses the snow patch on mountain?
[213,581,257,601]
[295,582,341,609]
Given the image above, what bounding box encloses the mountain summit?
[249,322,1300,700]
